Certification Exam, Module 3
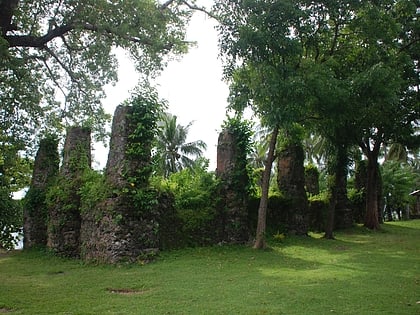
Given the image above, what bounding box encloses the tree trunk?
[324,177,337,239]
[324,143,349,238]
[334,146,352,229]
[254,127,278,249]
[364,158,381,230]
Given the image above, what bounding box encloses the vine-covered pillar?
[23,136,59,249]
[277,142,309,235]
[47,126,91,257]
[215,118,252,244]
[81,99,162,264]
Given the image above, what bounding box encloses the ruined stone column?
[216,129,250,244]
[47,127,91,257]
[23,137,59,249]
[81,105,160,264]
[277,143,309,235]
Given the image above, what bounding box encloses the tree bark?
[361,139,381,230]
[254,126,278,249]
[364,158,381,229]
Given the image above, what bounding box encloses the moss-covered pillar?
[23,136,59,249]
[216,129,250,244]
[277,143,309,235]
[81,104,161,263]
[47,126,91,257]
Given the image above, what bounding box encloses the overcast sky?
[94,3,229,171]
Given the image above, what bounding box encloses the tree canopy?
[0,0,194,146]
[215,0,419,232]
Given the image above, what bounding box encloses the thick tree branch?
[5,24,73,48]
[5,20,173,50]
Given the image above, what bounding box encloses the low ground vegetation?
[1,220,419,314]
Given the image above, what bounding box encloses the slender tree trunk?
[364,158,380,229]
[254,127,278,249]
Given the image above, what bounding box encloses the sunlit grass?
[1,221,420,314]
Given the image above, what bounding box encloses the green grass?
[1,220,420,314]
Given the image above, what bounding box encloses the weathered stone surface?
[23,137,59,249]
[216,130,236,177]
[81,105,162,263]
[215,129,250,244]
[334,168,353,229]
[277,143,309,235]
[48,127,91,257]
[304,167,320,195]
[81,196,159,264]
[105,105,132,190]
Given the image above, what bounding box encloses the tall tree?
[215,0,312,247]
[337,2,419,229]
[302,0,419,230]
[155,113,207,178]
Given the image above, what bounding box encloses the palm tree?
[155,113,207,178]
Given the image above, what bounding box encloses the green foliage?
[305,164,320,178]
[23,187,46,217]
[0,137,32,193]
[153,159,219,246]
[348,187,366,224]
[155,113,207,178]
[78,169,108,215]
[0,132,33,249]
[248,192,291,235]
[277,124,306,150]
[45,176,79,214]
[1,0,191,152]
[125,86,164,187]
[215,0,315,128]
[0,188,23,250]
[307,192,329,232]
[381,161,419,212]
[222,116,255,195]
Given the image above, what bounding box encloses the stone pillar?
[334,167,353,229]
[215,129,250,244]
[277,143,309,235]
[81,105,160,264]
[304,166,320,196]
[23,137,59,249]
[47,127,91,257]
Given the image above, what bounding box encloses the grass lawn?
[1,220,420,314]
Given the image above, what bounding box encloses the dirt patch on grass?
[106,288,150,295]
[0,307,13,313]
[0,250,11,258]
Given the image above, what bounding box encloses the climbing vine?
[222,116,254,194]
[122,86,166,217]
[125,87,165,188]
